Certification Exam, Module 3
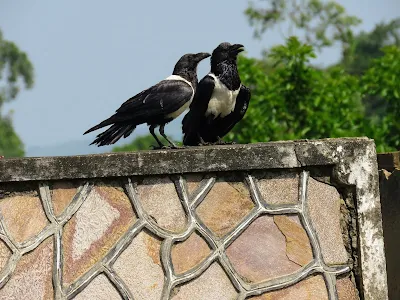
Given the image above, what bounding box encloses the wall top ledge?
[0,137,374,182]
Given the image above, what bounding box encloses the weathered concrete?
[0,138,377,182]
[0,138,388,300]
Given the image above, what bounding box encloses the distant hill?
[25,122,183,157]
[26,139,115,157]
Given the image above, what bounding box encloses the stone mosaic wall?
[0,138,388,299]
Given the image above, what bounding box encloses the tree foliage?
[245,0,361,55]
[228,37,399,152]
[0,28,34,157]
[0,114,24,157]
[342,18,400,75]
[228,37,364,143]
[361,46,400,151]
[234,1,400,152]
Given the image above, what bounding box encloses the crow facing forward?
[182,43,251,146]
[84,52,211,148]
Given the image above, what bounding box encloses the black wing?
[182,75,215,145]
[84,80,193,134]
[216,84,251,138]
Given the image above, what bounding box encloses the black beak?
[195,52,211,62]
[230,44,245,54]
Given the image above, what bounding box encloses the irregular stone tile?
[171,232,211,274]
[226,215,300,283]
[172,263,237,300]
[51,181,78,216]
[137,177,187,232]
[273,215,313,266]
[113,231,163,300]
[196,181,254,237]
[185,174,204,196]
[63,186,135,285]
[256,172,299,205]
[249,275,328,299]
[336,276,360,300]
[74,274,122,300]
[307,177,348,265]
[0,195,48,243]
[0,238,53,300]
[0,240,11,271]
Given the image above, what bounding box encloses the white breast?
[164,75,195,119]
[205,74,240,118]
[167,100,192,119]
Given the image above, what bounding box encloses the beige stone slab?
[171,263,237,300]
[249,274,328,299]
[74,274,122,300]
[307,177,348,265]
[63,186,135,285]
[197,181,254,238]
[256,172,299,205]
[171,232,211,274]
[137,177,187,233]
[113,231,163,300]
[274,215,313,266]
[226,215,300,283]
[184,174,204,196]
[336,276,360,300]
[51,181,78,216]
[0,195,48,243]
[0,238,53,300]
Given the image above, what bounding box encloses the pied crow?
[182,43,251,146]
[84,52,211,148]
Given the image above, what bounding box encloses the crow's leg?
[149,125,164,149]
[199,135,210,146]
[159,124,181,148]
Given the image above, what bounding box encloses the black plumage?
[182,43,251,146]
[84,52,210,148]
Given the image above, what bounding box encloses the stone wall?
[0,138,388,299]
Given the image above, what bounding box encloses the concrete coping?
[0,137,377,182]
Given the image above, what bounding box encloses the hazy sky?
[0,0,399,154]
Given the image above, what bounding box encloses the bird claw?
[199,142,211,146]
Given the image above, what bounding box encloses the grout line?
[104,265,134,300]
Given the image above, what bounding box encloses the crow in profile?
[84,52,211,148]
[182,43,251,146]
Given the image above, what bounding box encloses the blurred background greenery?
[1,0,399,156]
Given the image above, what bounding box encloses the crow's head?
[174,52,211,72]
[211,42,244,65]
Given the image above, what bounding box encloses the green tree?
[229,37,399,152]
[339,18,400,120]
[342,18,400,75]
[362,46,400,152]
[229,37,364,143]
[245,0,361,58]
[239,1,400,152]
[0,28,34,157]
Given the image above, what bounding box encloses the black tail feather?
[89,124,136,146]
[83,116,118,135]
